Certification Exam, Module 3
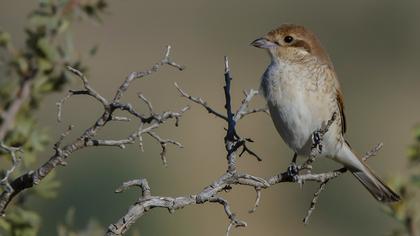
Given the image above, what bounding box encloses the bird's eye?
[284,36,294,43]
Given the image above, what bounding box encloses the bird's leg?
[286,153,299,180]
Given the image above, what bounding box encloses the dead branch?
[0,143,22,194]
[0,46,187,215]
[105,56,384,236]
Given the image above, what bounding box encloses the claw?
[287,162,299,181]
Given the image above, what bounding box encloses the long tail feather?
[337,142,400,203]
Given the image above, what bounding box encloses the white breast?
[261,59,340,156]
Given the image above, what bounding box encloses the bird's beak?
[250,37,277,49]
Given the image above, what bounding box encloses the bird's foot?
[286,162,299,181]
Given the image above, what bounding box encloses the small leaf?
[33,170,61,199]
[37,58,53,72]
[57,19,70,34]
[408,145,420,162]
[37,38,59,60]
[0,217,11,231]
[5,207,41,236]
[0,31,11,47]
[16,57,29,73]
[415,126,420,141]
[29,15,50,27]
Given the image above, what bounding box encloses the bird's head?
[251,24,332,66]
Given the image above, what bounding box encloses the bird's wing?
[336,89,346,134]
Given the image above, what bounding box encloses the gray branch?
[0,143,23,197]
[105,57,384,236]
[0,47,387,235]
[0,46,187,215]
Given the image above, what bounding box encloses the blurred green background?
[1,0,420,235]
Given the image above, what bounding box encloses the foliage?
[0,0,107,235]
[57,208,104,236]
[387,125,420,236]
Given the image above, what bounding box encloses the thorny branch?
[0,46,187,215]
[105,56,385,236]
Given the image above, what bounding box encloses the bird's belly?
[261,61,343,157]
[268,99,312,153]
[267,89,332,155]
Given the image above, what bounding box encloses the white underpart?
[260,56,343,158]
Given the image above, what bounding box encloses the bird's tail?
[337,143,400,203]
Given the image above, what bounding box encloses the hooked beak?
[250,37,277,49]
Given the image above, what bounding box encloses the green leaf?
[29,15,51,28]
[37,38,59,61]
[0,217,11,231]
[415,126,420,141]
[28,129,49,152]
[57,19,70,34]
[37,58,53,72]
[16,57,29,73]
[408,145,420,162]
[33,170,61,199]
[0,31,11,47]
[6,207,41,236]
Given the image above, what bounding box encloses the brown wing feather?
[336,89,346,134]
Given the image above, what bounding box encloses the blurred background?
[1,0,420,235]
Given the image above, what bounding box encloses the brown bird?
[251,24,400,202]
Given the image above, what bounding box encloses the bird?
[251,24,400,202]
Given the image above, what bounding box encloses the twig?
[0,143,22,194]
[362,142,383,161]
[303,180,329,224]
[174,82,227,121]
[209,196,247,236]
[248,188,262,213]
[147,131,183,166]
[0,46,187,215]
[113,46,184,103]
[106,56,368,236]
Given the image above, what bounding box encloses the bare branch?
[1,47,387,235]
[174,82,227,121]
[209,196,247,236]
[56,92,73,122]
[115,179,151,197]
[234,89,259,121]
[362,142,383,161]
[0,143,22,193]
[248,188,262,213]
[0,46,187,215]
[66,66,109,106]
[240,107,269,118]
[110,116,131,122]
[113,46,184,103]
[147,131,183,166]
[303,180,329,224]
[107,56,373,236]
[137,93,153,114]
